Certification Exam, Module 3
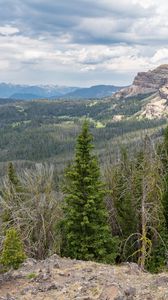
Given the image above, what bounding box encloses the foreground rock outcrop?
[0,255,168,299]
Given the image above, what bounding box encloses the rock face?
[138,95,168,119]
[116,64,168,99]
[113,64,168,119]
[133,65,168,90]
[159,85,168,100]
[0,256,168,300]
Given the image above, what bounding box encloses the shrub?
[0,228,26,270]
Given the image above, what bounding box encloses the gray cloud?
[0,0,167,86]
[0,0,156,43]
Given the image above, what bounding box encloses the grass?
[26,272,38,280]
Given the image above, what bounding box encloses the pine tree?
[0,227,26,269]
[7,162,23,193]
[62,121,118,263]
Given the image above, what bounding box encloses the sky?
[0,0,168,87]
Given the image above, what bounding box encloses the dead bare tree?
[0,164,63,259]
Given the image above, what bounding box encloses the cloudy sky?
[0,0,168,86]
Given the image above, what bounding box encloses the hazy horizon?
[0,81,129,88]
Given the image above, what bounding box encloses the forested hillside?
[0,95,166,173]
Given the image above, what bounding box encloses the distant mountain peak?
[62,84,124,99]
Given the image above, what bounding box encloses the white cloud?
[0,60,10,70]
[0,25,19,36]
[133,0,155,8]
[151,48,168,64]
[0,1,168,85]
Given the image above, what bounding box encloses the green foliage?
[62,121,119,263]
[7,162,25,196]
[161,126,168,230]
[149,125,168,272]
[105,140,168,272]
[147,233,168,273]
[113,149,138,238]
[0,228,26,269]
[26,272,37,279]
[8,162,20,187]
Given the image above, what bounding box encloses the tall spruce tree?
[62,121,118,263]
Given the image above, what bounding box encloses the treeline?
[0,121,168,272]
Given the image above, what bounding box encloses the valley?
[1,65,168,169]
[0,93,166,171]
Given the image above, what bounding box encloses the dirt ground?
[0,255,168,299]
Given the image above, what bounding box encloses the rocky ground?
[0,255,168,300]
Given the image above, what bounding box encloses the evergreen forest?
[1,110,168,273]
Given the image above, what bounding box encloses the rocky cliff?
[0,255,168,300]
[116,64,168,99]
[113,64,168,119]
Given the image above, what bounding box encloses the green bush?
[0,228,26,270]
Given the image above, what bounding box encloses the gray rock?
[2,294,16,300]
[114,297,126,300]
[154,276,168,286]
[124,287,136,298]
[21,258,37,268]
[36,282,60,293]
[99,284,121,300]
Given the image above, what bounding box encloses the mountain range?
[0,83,123,100]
